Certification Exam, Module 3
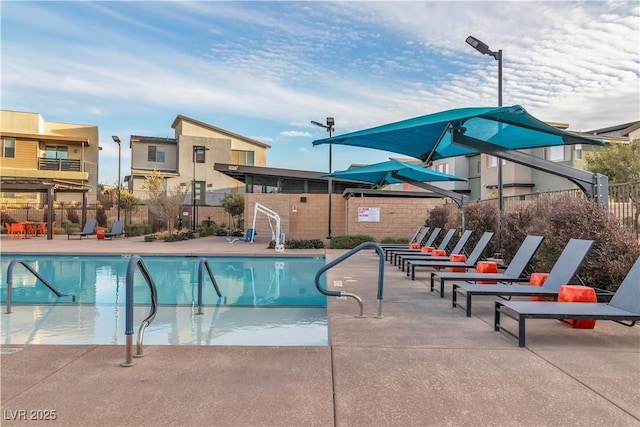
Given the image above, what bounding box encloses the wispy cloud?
[1,1,638,183]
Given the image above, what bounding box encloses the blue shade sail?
[312,105,604,162]
[322,159,467,186]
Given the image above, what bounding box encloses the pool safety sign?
[357,207,380,222]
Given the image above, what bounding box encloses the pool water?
[1,255,328,346]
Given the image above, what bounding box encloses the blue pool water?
[1,255,328,346]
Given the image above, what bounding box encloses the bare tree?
[142,170,188,231]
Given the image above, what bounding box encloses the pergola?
[0,178,91,240]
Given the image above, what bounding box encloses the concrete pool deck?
[1,234,639,426]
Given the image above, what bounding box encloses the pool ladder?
[122,255,225,367]
[4,259,75,314]
[315,242,386,318]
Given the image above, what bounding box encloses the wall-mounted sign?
[358,207,380,222]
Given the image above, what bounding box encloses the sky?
[1,1,639,186]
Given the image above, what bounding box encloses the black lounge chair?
[430,235,544,295]
[105,220,124,239]
[494,257,640,347]
[400,230,473,272]
[394,228,457,269]
[381,227,431,260]
[452,238,594,317]
[67,219,97,240]
[408,231,495,285]
[387,227,442,265]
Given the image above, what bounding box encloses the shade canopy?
[322,159,467,186]
[312,105,604,162]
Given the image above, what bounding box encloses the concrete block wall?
[345,197,442,241]
[244,193,445,242]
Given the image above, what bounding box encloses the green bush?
[164,231,195,242]
[126,223,151,237]
[268,239,325,249]
[329,234,375,249]
[379,237,409,244]
[144,234,155,242]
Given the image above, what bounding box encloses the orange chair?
[6,222,25,239]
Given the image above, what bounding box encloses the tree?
[117,189,140,225]
[221,193,244,231]
[142,170,187,231]
[584,139,640,184]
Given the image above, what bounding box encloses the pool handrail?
[5,259,76,314]
[197,258,225,314]
[314,241,386,318]
[122,255,158,367]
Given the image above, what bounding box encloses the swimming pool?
[1,254,328,346]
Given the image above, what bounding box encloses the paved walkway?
[1,235,639,426]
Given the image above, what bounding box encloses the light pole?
[111,136,122,222]
[466,35,503,255]
[192,146,209,232]
[311,117,335,239]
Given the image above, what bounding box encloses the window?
[574,144,583,160]
[3,138,15,158]
[436,162,450,174]
[148,146,165,163]
[194,146,206,163]
[45,145,68,159]
[231,150,255,166]
[476,160,481,174]
[544,145,571,161]
[487,155,498,168]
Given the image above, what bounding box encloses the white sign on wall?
[357,207,380,222]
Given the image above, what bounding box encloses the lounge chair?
[408,231,495,284]
[394,228,458,269]
[494,257,640,347]
[67,219,97,240]
[430,235,544,295]
[381,227,432,261]
[387,227,442,265]
[452,238,594,317]
[104,220,125,239]
[399,230,473,272]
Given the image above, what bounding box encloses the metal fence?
[495,182,639,240]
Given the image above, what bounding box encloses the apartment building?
[429,120,638,201]
[127,114,270,204]
[0,110,99,204]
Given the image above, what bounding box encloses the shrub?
[426,206,449,229]
[330,234,375,249]
[380,237,408,244]
[126,223,151,237]
[268,239,325,249]
[1,211,17,225]
[95,206,108,228]
[463,201,499,258]
[164,231,195,242]
[144,234,155,242]
[67,208,80,224]
[501,194,640,291]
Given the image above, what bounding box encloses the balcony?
[38,158,81,172]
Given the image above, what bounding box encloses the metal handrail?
[196,258,225,314]
[315,242,386,318]
[5,259,75,314]
[122,255,158,367]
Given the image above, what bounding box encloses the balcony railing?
[38,158,81,172]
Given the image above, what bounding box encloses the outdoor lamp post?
[192,146,209,232]
[311,117,335,239]
[111,136,122,222]
[466,35,503,255]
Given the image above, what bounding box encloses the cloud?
[280,130,311,138]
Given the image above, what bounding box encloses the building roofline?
[171,114,271,149]
[584,121,639,135]
[0,131,90,145]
